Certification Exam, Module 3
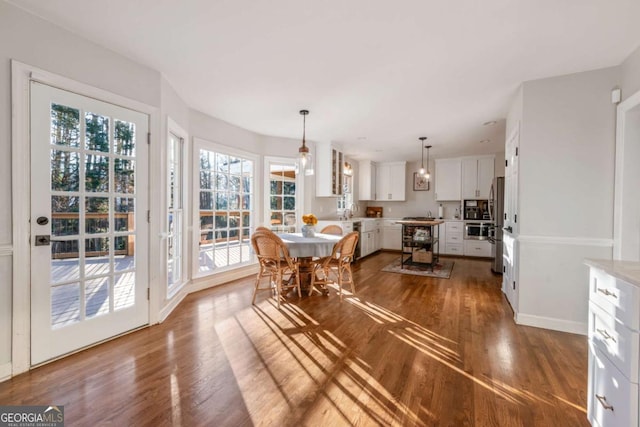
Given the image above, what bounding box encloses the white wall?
[512,66,619,333]
[620,45,640,102]
[0,1,163,372]
[520,67,618,239]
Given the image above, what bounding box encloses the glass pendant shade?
[297,110,314,176]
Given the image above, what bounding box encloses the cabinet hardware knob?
[596,328,616,342]
[596,287,617,298]
[595,394,614,411]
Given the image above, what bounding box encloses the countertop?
[584,258,640,287]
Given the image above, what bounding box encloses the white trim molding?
[0,363,12,382]
[0,245,12,257]
[516,313,587,336]
[517,234,614,247]
[189,265,259,294]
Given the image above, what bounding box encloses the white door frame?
[11,60,159,375]
[613,89,640,261]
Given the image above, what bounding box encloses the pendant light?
[425,143,432,180]
[418,137,427,175]
[297,109,314,176]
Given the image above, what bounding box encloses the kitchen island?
[396,218,444,270]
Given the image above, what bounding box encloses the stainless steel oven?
[464,222,491,240]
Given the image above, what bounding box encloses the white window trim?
[264,156,305,232]
[165,117,189,301]
[192,138,260,279]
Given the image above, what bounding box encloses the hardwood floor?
[0,252,588,426]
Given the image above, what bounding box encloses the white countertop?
[584,258,640,287]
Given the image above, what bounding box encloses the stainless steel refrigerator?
[489,177,504,273]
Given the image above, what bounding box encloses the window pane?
[85,154,109,192]
[114,272,135,310]
[85,112,110,152]
[85,277,110,319]
[215,192,228,210]
[229,193,240,210]
[86,197,109,234]
[283,182,296,195]
[284,196,296,210]
[51,150,80,192]
[52,196,79,236]
[51,104,80,147]
[114,120,136,156]
[200,191,213,210]
[114,158,135,194]
[215,154,229,173]
[51,283,80,328]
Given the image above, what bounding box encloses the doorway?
[30,82,149,365]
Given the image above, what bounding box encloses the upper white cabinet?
[358,160,376,201]
[376,161,406,201]
[435,158,462,201]
[316,142,344,197]
[462,156,494,199]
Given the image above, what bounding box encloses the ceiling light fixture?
[425,143,432,180]
[480,139,490,144]
[483,120,497,126]
[297,109,314,176]
[418,137,427,175]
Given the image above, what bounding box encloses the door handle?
[35,235,51,246]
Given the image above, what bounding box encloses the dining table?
[277,232,342,294]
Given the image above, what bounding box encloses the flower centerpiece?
[301,213,318,237]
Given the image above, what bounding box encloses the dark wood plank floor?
[0,252,589,426]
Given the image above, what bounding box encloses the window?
[197,142,254,273]
[268,162,298,232]
[167,129,185,295]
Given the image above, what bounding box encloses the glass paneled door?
[30,82,149,365]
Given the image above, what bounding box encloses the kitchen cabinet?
[382,219,402,250]
[462,156,494,199]
[443,221,464,255]
[360,219,381,258]
[358,160,376,201]
[375,161,406,201]
[585,260,640,427]
[463,240,491,257]
[435,158,462,201]
[316,142,344,197]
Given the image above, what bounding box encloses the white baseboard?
[515,313,587,335]
[159,288,189,323]
[189,264,259,294]
[0,362,12,382]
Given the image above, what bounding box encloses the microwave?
[464,222,491,240]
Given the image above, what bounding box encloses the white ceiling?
[9,0,640,162]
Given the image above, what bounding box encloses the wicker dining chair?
[250,230,301,308]
[320,224,343,235]
[310,231,359,299]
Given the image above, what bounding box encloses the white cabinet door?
[376,163,390,201]
[477,157,495,199]
[375,162,406,201]
[358,160,376,201]
[464,240,491,257]
[462,158,479,199]
[382,224,402,250]
[435,158,462,201]
[316,142,343,197]
[389,162,406,201]
[462,156,495,199]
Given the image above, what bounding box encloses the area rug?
[381,259,454,279]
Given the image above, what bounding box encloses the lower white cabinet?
[443,221,464,255]
[463,240,491,257]
[360,219,381,258]
[585,260,640,427]
[382,219,402,250]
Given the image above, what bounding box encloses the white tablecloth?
[278,233,341,258]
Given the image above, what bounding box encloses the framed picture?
[413,172,430,191]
